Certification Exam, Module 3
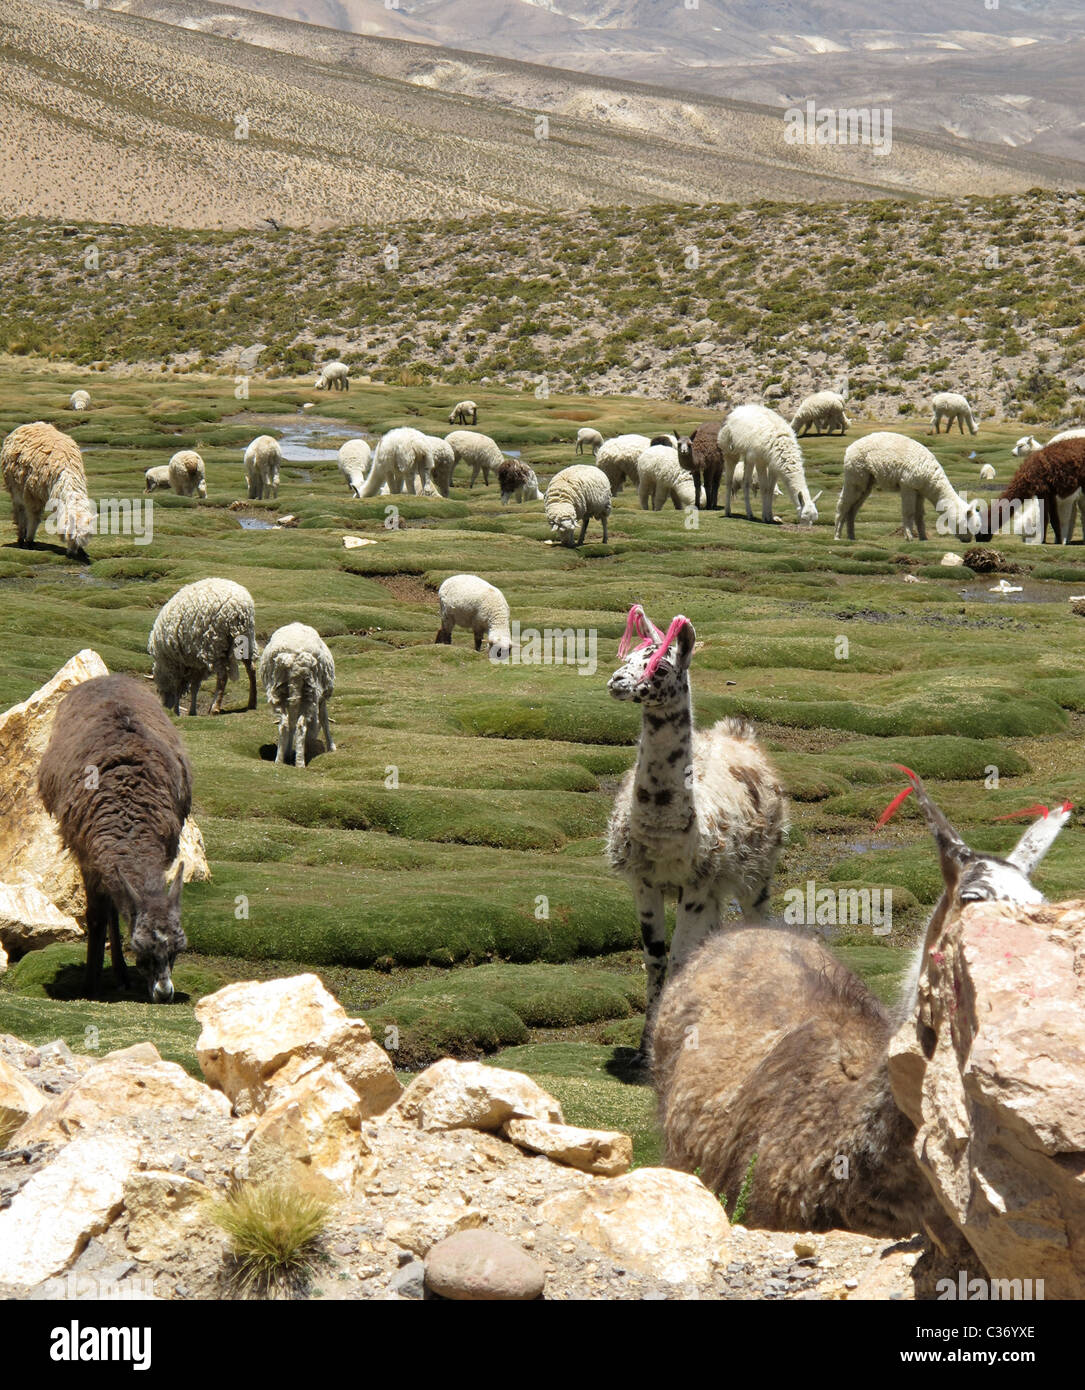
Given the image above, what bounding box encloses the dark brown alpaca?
[37,674,193,1002]
[652,771,1070,1235]
[1000,437,1085,544]
[675,421,725,510]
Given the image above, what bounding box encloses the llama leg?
[670,892,721,976]
[1050,495,1063,546]
[900,488,918,540]
[320,696,336,752]
[435,619,452,644]
[294,714,308,770]
[84,891,108,998]
[244,657,257,710]
[743,466,755,521]
[638,479,651,510]
[758,464,774,523]
[107,901,130,987]
[274,715,291,764]
[188,682,200,717]
[914,495,927,541]
[633,881,667,1054]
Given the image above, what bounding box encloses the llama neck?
[837,1057,933,1236]
[925,471,963,513]
[631,683,696,834]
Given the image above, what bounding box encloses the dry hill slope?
[0,0,1081,230]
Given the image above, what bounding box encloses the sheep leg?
[638,480,651,510]
[320,696,335,752]
[577,515,589,546]
[900,488,919,540]
[435,619,453,644]
[84,891,108,998]
[208,670,228,715]
[187,682,200,717]
[294,714,308,770]
[274,715,291,764]
[474,629,484,651]
[634,882,667,1059]
[469,464,479,488]
[244,657,257,709]
[107,901,130,987]
[601,513,608,543]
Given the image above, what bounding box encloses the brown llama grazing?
[606,606,788,1061]
[999,437,1085,545]
[675,421,725,510]
[38,674,193,1002]
[653,769,1071,1234]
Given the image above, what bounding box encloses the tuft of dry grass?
[210,1181,332,1296]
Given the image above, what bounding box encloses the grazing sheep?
[448,400,478,426]
[652,772,1069,1232]
[930,391,978,435]
[979,463,996,481]
[835,432,985,541]
[168,450,207,499]
[315,361,350,391]
[37,674,192,1002]
[497,457,543,504]
[337,439,373,497]
[999,437,1085,545]
[149,577,258,716]
[1,422,95,557]
[636,444,696,511]
[790,390,851,437]
[418,435,451,496]
[594,434,651,495]
[544,464,612,547]
[606,606,787,1057]
[445,430,504,489]
[259,623,336,769]
[434,574,513,660]
[144,465,173,494]
[716,406,818,525]
[69,390,90,412]
[244,435,281,501]
[731,461,781,497]
[575,427,603,456]
[361,427,436,497]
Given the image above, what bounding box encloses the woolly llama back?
[1,422,95,557]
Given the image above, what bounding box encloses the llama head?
[121,869,186,1002]
[957,495,991,542]
[674,431,695,471]
[879,766,1071,908]
[1012,435,1042,458]
[796,489,819,526]
[608,606,695,706]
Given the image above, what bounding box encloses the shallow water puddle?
[960,580,1082,605]
[238,516,275,530]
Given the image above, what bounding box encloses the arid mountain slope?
[0,0,1080,231]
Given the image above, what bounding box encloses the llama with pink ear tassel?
[605,604,788,1061]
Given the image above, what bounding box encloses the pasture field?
[2,367,1083,1166]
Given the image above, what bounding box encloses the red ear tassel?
[877,785,914,826]
[894,764,919,781]
[995,804,1050,821]
[1061,800,1074,814]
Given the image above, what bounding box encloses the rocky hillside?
[3,188,1082,422]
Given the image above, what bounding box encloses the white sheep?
[930,391,978,435]
[717,405,818,525]
[144,465,173,494]
[497,457,543,504]
[426,437,456,497]
[337,439,373,497]
[448,400,478,426]
[434,574,513,660]
[445,430,504,489]
[315,361,350,391]
[69,390,90,412]
[244,436,282,500]
[361,427,436,498]
[636,445,696,511]
[168,450,207,498]
[258,622,336,769]
[979,463,997,481]
[1010,429,1085,540]
[575,428,604,455]
[835,431,984,541]
[148,577,258,716]
[731,460,781,497]
[1,421,95,557]
[594,434,651,495]
[544,464,611,547]
[790,390,850,437]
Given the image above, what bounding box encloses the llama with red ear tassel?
[651,770,1072,1234]
[605,605,788,1061]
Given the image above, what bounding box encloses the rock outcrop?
[889,898,1085,1300]
[394,1058,563,1132]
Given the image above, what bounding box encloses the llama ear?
[897,767,972,885]
[1005,801,1072,875]
[168,870,183,906]
[118,870,140,913]
[674,618,696,671]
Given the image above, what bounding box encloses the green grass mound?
[831,736,1029,781]
[0,990,201,1076]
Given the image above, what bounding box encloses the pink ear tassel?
[642,616,690,682]
[617,605,665,660]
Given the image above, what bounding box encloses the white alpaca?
[636,445,696,511]
[167,450,207,498]
[434,575,513,660]
[315,361,350,391]
[790,391,850,437]
[835,432,984,541]
[575,428,604,455]
[259,623,336,769]
[979,463,996,481]
[148,578,258,716]
[1,422,95,557]
[731,461,781,497]
[445,430,504,489]
[244,436,281,500]
[717,405,818,525]
[605,606,788,1056]
[594,434,651,495]
[544,464,611,546]
[930,391,978,435]
[448,400,478,426]
[338,439,373,497]
[361,427,435,497]
[69,390,90,412]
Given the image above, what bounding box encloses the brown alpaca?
[675,421,725,510]
[38,674,193,1002]
[1000,437,1085,544]
[653,771,1071,1234]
